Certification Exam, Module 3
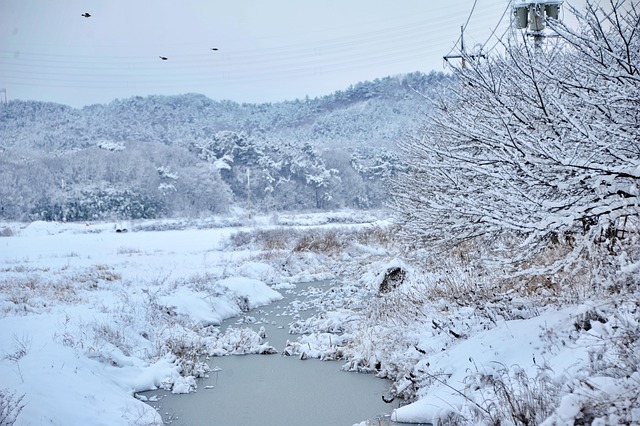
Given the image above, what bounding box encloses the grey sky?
[1,0,582,107]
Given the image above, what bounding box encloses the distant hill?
[0,71,450,151]
[0,71,453,221]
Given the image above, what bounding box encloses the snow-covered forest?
[0,71,449,221]
[1,1,639,425]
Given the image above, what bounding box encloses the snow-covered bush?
[381,2,640,423]
[391,0,640,292]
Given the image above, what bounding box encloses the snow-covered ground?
[0,212,387,425]
[1,212,638,425]
[0,218,282,425]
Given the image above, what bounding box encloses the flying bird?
[159,56,168,60]
[81,12,91,18]
[210,48,219,51]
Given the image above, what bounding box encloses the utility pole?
[0,88,6,105]
[61,178,67,223]
[512,0,562,52]
[246,169,252,220]
[444,26,486,69]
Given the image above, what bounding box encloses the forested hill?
[0,71,451,221]
[1,71,448,151]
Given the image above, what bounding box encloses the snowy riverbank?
[1,212,638,425]
[0,212,390,425]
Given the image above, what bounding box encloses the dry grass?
[73,264,121,285]
[117,246,143,255]
[227,224,399,255]
[164,333,208,377]
[0,276,81,314]
[292,229,345,253]
[0,264,122,315]
[0,265,50,274]
[0,389,25,426]
[410,231,603,309]
[460,364,560,426]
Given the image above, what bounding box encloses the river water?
[143,280,401,425]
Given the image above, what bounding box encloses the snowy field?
[0,212,388,425]
[1,212,638,425]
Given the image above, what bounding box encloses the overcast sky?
[1,0,583,108]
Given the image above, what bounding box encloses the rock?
[378,266,406,294]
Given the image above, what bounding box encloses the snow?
[0,218,284,425]
[217,276,283,309]
[1,213,638,425]
[157,286,229,327]
[390,307,588,423]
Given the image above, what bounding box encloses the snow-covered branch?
[391,0,640,284]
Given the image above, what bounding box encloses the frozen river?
[144,280,399,425]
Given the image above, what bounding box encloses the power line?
[0,16,463,90]
[1,1,510,103]
[443,0,515,67]
[479,1,513,54]
[0,17,461,65]
[443,0,479,60]
[1,3,505,69]
[483,26,511,57]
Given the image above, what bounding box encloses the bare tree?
[391,0,639,287]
